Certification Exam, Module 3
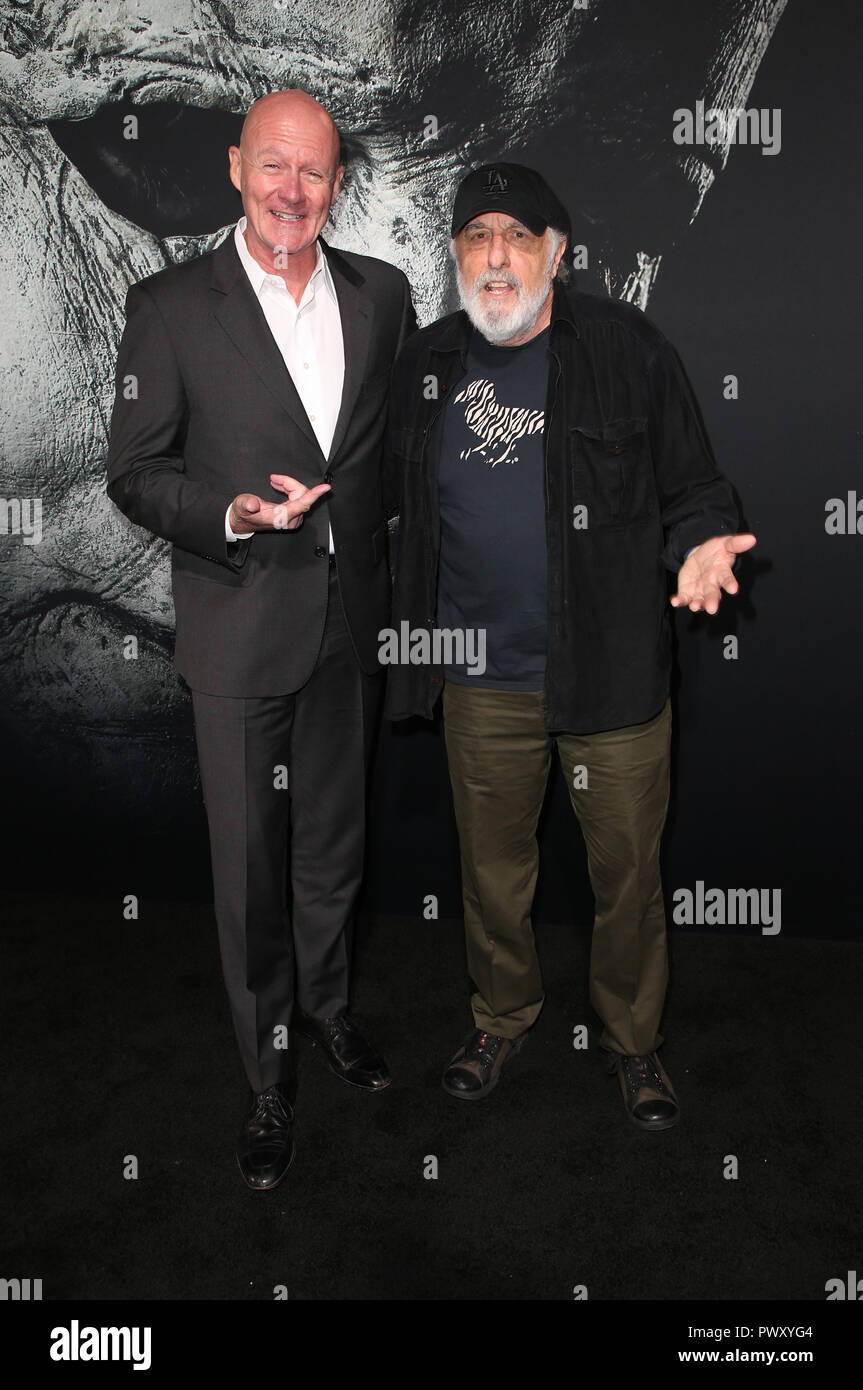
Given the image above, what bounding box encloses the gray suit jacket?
[106,232,416,696]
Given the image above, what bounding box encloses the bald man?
[107,90,416,1190]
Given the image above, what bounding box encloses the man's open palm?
[671,533,757,614]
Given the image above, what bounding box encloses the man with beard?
[384,163,755,1129]
[107,89,415,1188]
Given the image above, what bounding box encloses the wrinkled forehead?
[6,0,762,138]
[240,108,339,164]
[9,0,782,266]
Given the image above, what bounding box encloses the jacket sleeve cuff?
[223,503,254,569]
[194,497,253,570]
[663,518,734,573]
[225,503,254,543]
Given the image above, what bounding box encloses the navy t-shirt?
[437,325,550,689]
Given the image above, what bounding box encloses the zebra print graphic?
[453,378,545,467]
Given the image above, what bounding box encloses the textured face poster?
[1,0,785,842]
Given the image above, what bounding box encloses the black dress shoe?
[604,1048,680,1131]
[236,1083,296,1190]
[442,1028,526,1100]
[294,1011,391,1091]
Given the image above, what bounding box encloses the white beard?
[455,254,557,345]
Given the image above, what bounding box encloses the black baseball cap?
[451,162,571,245]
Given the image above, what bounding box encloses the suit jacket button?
[323,470,334,484]
[314,545,327,559]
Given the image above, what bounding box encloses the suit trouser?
[190,566,382,1093]
[442,683,671,1056]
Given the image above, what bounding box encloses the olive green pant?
[442,683,671,1056]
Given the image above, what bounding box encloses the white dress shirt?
[225,216,345,549]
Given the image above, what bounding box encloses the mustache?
[469,270,524,293]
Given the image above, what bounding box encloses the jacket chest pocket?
[570,417,656,526]
[390,427,426,463]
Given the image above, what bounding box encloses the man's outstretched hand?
[229,474,330,533]
[671,533,757,614]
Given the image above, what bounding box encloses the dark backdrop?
[1,0,860,938]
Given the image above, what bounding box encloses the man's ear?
[228,145,242,193]
[331,163,346,204]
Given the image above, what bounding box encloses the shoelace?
[252,1089,291,1123]
[625,1054,668,1097]
[468,1030,506,1065]
[322,1015,357,1038]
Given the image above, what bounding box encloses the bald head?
[239,89,340,175]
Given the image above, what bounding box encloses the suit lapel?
[322,239,374,465]
[209,234,321,454]
[209,233,375,469]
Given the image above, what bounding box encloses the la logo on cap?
[483,168,508,193]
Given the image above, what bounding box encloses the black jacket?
[383,278,740,732]
[107,233,415,697]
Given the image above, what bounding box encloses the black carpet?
[1,891,860,1302]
